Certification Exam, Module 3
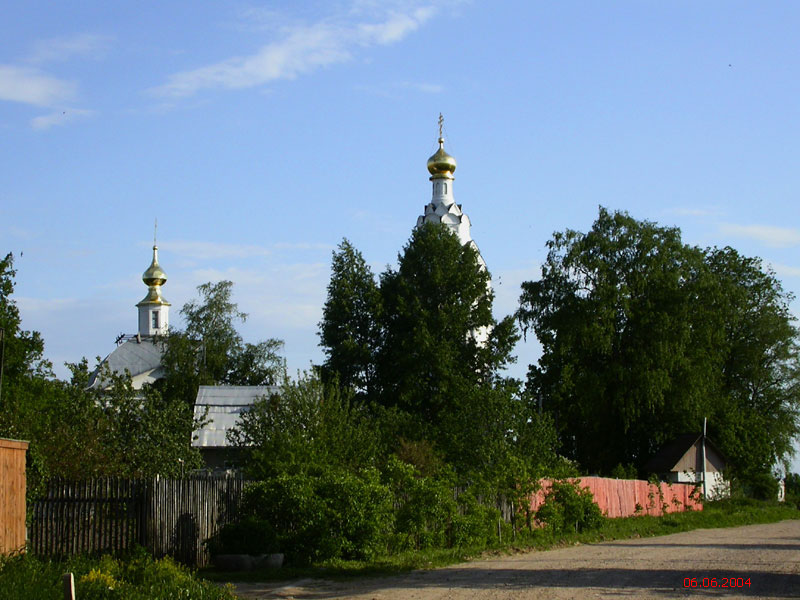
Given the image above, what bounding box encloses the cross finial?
[438,113,444,139]
[154,218,158,248]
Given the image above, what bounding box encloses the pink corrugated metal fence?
[528,477,702,518]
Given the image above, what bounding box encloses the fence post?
[62,573,76,600]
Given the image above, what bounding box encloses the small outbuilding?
[644,433,729,500]
[192,385,279,470]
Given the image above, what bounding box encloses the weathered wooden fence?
[0,438,29,555]
[29,476,250,567]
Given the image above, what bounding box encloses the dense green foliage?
[518,207,800,483]
[535,480,604,535]
[227,372,520,564]
[318,225,558,489]
[229,373,381,479]
[236,469,393,564]
[158,280,285,406]
[205,498,799,583]
[318,239,381,396]
[0,549,237,600]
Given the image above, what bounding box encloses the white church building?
[88,243,171,390]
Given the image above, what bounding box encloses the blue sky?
[2,2,799,467]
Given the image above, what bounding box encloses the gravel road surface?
[234,520,800,599]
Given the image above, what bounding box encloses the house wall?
[674,442,726,474]
[528,476,703,519]
[0,438,28,554]
[671,470,729,500]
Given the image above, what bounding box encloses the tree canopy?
[318,239,381,396]
[318,225,558,488]
[518,207,800,482]
[158,280,285,405]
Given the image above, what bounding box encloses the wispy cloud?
[31,108,94,130]
[151,4,437,98]
[667,206,724,218]
[0,65,75,106]
[770,263,800,279]
[27,34,113,64]
[1,33,109,128]
[719,223,800,248]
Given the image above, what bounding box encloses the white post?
[63,573,76,600]
[701,418,708,499]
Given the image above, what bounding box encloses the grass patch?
[203,498,800,584]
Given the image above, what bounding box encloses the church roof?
[87,337,164,389]
[192,385,280,448]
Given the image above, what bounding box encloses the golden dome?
[427,137,457,180]
[142,245,167,287]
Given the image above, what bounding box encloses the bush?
[384,456,504,551]
[536,480,604,535]
[206,517,278,556]
[241,468,393,564]
[384,457,458,551]
[450,490,501,548]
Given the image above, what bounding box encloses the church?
[89,119,489,467]
[87,243,171,390]
[417,118,487,271]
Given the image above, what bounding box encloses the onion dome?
[138,245,170,307]
[427,137,457,180]
[142,245,167,286]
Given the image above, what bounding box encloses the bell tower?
[136,226,170,337]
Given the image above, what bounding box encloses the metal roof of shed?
[192,385,279,448]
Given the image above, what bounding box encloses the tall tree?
[318,239,381,396]
[518,207,800,481]
[705,247,800,488]
[378,223,519,426]
[0,253,52,392]
[158,280,284,405]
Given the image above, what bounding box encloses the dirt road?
[234,520,800,599]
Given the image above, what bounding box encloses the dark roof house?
[645,433,728,499]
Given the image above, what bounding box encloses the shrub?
[450,490,501,548]
[206,517,278,556]
[383,456,504,551]
[535,480,604,535]
[241,468,393,564]
[384,456,458,551]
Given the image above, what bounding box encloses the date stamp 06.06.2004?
[683,577,751,589]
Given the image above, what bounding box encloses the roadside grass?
[202,498,800,583]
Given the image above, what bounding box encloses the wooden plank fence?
[0,438,29,555]
[29,476,249,567]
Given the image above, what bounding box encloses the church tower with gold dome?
[416,115,488,271]
[415,116,491,345]
[88,236,170,390]
[137,243,171,337]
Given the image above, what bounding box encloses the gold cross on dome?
[438,113,443,138]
